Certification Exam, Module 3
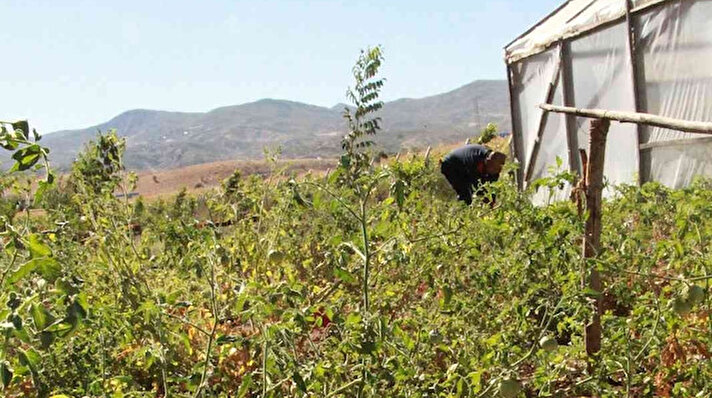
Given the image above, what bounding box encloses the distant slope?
[36,80,509,170]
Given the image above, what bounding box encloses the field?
[2,126,712,397]
[131,158,336,199]
[3,47,712,397]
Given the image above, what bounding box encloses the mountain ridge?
[34,79,510,171]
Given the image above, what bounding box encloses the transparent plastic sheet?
[529,78,572,205]
[506,0,593,61]
[638,0,712,142]
[570,22,639,189]
[505,0,668,63]
[636,0,712,186]
[641,138,712,189]
[510,48,559,180]
[506,0,631,62]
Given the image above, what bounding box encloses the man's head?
[484,151,506,175]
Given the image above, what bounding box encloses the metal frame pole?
[560,40,580,175]
[524,54,562,184]
[625,0,645,185]
[506,63,525,190]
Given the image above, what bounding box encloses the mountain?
[34,80,510,171]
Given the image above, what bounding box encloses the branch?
[540,104,712,135]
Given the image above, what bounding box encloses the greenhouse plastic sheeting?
[637,0,712,186]
[510,48,559,176]
[641,138,712,189]
[529,77,572,205]
[569,22,638,188]
[505,0,662,63]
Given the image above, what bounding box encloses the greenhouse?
[505,0,712,192]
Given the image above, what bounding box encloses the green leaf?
[49,395,73,398]
[69,299,87,320]
[39,331,55,349]
[18,348,40,374]
[237,373,253,398]
[11,120,29,140]
[35,177,55,203]
[1,360,12,388]
[45,319,73,334]
[216,335,239,345]
[439,285,453,309]
[30,303,55,330]
[390,180,406,210]
[582,287,602,298]
[292,370,307,392]
[8,261,38,284]
[28,234,51,258]
[34,257,61,281]
[10,144,42,172]
[333,266,357,284]
[469,370,482,394]
[11,314,23,330]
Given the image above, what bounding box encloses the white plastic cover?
[636,0,712,186]
[639,1,712,142]
[569,22,639,188]
[506,0,665,63]
[510,48,560,174]
[642,138,712,188]
[508,0,712,194]
[528,77,572,204]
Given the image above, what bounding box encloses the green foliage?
[7,60,712,398]
[340,45,385,182]
[477,122,498,145]
[6,130,712,396]
[70,130,125,196]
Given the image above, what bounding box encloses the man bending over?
[440,144,506,205]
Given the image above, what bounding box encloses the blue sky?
[1,0,561,133]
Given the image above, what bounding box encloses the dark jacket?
[441,144,499,204]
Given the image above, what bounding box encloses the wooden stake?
[583,119,609,357]
[424,146,432,165]
[540,104,712,135]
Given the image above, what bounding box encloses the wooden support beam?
[539,104,712,135]
[583,118,609,357]
[424,146,432,165]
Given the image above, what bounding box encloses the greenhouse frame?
[505,0,712,194]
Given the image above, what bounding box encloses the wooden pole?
[539,104,712,135]
[583,119,609,357]
[424,146,432,165]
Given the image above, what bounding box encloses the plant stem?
[193,244,220,398]
[361,200,370,312]
[262,325,269,398]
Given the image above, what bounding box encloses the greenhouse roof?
[505,0,667,63]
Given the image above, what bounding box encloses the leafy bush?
[4,54,712,398]
[477,122,498,145]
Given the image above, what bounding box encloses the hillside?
[36,80,509,170]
